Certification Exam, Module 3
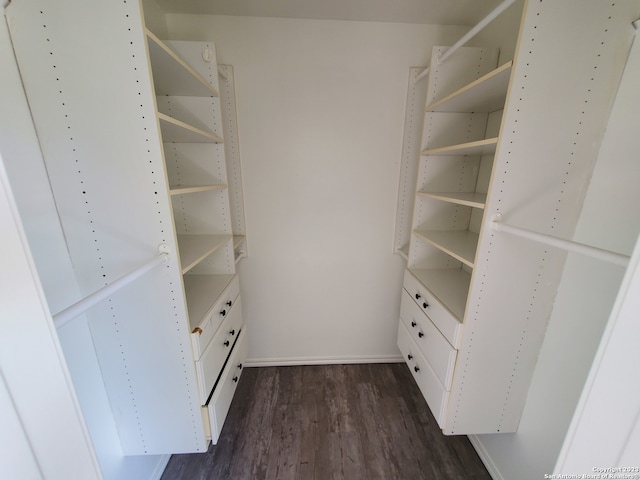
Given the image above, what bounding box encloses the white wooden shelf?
[233,235,246,250]
[169,184,227,196]
[414,229,479,268]
[396,244,410,261]
[177,234,232,274]
[426,61,512,113]
[409,268,470,322]
[416,191,487,209]
[421,137,497,157]
[183,273,235,328]
[158,113,223,143]
[146,29,219,98]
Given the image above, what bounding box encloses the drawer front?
[207,326,248,444]
[397,321,448,428]
[400,290,457,388]
[195,298,243,405]
[190,275,241,360]
[403,270,462,348]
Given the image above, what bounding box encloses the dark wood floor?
[161,363,491,480]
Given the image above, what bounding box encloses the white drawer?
[194,298,243,405]
[397,321,449,428]
[205,326,248,444]
[403,269,463,348]
[400,290,457,388]
[190,275,240,360]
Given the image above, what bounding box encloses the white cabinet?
[397,0,640,434]
[6,0,247,454]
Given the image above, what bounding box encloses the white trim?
[468,435,503,480]
[245,354,404,368]
[150,455,171,480]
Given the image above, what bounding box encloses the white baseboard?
[150,455,171,480]
[468,435,503,480]
[245,354,404,367]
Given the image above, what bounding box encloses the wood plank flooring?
[161,363,491,480]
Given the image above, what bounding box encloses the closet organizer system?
[393,0,638,434]
[7,1,247,454]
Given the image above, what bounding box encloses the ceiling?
[153,0,507,26]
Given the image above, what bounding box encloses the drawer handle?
[411,321,417,328]
[237,363,243,370]
[418,331,424,338]
[224,340,230,347]
[422,302,429,309]
[414,366,420,373]
[220,309,227,317]
[407,354,413,360]
[415,293,421,300]
[192,327,203,335]
[232,376,238,383]
[226,300,233,307]
[230,329,236,336]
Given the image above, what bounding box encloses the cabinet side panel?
[7,0,206,453]
[219,65,248,238]
[393,67,428,255]
[447,0,637,434]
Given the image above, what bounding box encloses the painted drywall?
[165,14,468,363]
[471,18,640,480]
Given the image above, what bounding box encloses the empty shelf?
[421,137,497,157]
[158,113,223,143]
[409,268,470,322]
[169,184,227,196]
[426,61,512,113]
[414,229,479,268]
[177,234,232,274]
[183,273,235,327]
[417,191,487,209]
[146,29,219,97]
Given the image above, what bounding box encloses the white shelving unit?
[397,0,639,435]
[5,0,248,457]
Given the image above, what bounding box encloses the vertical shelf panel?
[218,65,248,259]
[6,0,208,454]
[445,0,638,434]
[393,67,428,257]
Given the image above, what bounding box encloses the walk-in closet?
[1,0,639,479]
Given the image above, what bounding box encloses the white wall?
[165,14,468,363]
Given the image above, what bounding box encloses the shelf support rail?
[53,246,170,329]
[413,0,518,84]
[491,216,630,268]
